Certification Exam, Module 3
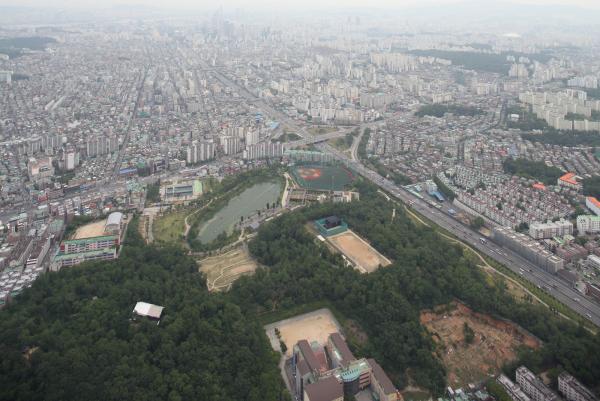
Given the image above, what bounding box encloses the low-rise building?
[292,333,399,401]
[558,372,598,401]
[516,366,558,401]
[529,220,573,239]
[586,197,600,216]
[493,227,564,273]
[497,374,531,401]
[577,215,600,234]
[558,173,581,190]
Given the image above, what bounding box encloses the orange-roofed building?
[532,183,546,190]
[586,197,600,216]
[557,172,580,190]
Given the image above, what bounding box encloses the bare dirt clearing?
[328,230,391,273]
[420,302,541,387]
[264,308,342,357]
[197,245,258,292]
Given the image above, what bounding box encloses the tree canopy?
[0,218,284,401]
[502,158,564,185]
[2,182,600,399]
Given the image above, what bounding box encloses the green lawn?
[153,209,188,244]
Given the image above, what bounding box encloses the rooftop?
[133,301,164,320]
[304,376,343,401]
[558,172,579,186]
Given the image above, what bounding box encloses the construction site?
[420,302,541,388]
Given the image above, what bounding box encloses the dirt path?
[281,173,292,208]
[183,199,214,238]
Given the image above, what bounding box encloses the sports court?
[291,164,355,191]
[328,230,392,273]
[264,308,342,356]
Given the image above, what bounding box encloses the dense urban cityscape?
[1,2,600,401]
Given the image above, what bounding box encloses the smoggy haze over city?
[1,0,600,10]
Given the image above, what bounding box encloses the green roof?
[62,235,117,245]
[54,248,116,260]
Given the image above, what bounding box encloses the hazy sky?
[2,0,600,9]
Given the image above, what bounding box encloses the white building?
[245,130,260,146]
[529,220,573,239]
[221,136,241,156]
[558,372,598,401]
[516,366,559,401]
[497,374,531,401]
[0,70,12,84]
[576,215,600,234]
[586,197,600,216]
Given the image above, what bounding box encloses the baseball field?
[291,164,355,191]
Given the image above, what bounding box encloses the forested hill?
[1,182,600,400]
[0,218,283,401]
[231,182,600,392]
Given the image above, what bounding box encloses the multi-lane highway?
[318,142,600,327]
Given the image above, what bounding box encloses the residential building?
[558,372,598,401]
[558,173,581,190]
[586,197,600,216]
[0,70,11,84]
[493,227,564,273]
[577,215,600,234]
[529,220,573,239]
[516,366,559,401]
[497,374,531,401]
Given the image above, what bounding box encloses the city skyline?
[1,0,600,10]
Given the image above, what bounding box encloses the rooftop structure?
[132,301,164,323]
[314,216,348,237]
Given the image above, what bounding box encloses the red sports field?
[291,165,355,191]
[296,167,323,181]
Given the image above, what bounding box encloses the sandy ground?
[328,230,391,273]
[264,308,342,357]
[420,302,541,387]
[198,245,258,292]
[73,219,107,239]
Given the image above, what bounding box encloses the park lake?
[196,181,282,243]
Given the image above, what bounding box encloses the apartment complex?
[586,197,600,216]
[529,220,573,240]
[516,366,559,401]
[497,374,531,401]
[577,215,600,234]
[558,372,598,401]
[493,227,564,273]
